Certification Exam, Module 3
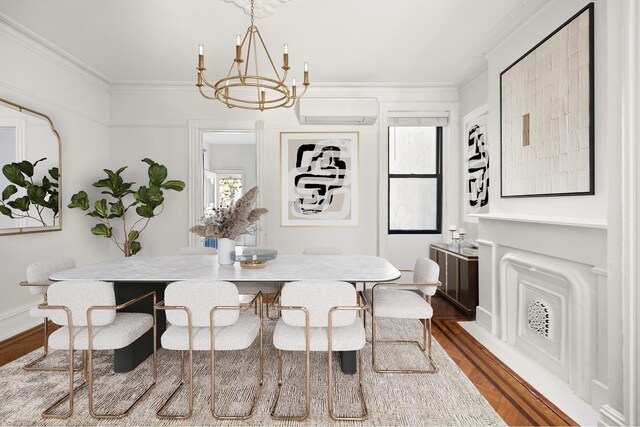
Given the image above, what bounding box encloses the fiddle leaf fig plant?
[0,158,59,226]
[68,158,185,257]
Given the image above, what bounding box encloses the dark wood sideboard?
[429,243,478,319]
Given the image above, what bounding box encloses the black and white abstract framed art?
[280,132,359,227]
[500,3,594,198]
[463,104,490,222]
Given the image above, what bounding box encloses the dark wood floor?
[0,296,575,426]
[430,295,576,426]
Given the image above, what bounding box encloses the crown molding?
[457,59,488,89]
[465,0,552,58]
[0,12,111,91]
[455,0,552,85]
[109,80,459,96]
[0,80,110,126]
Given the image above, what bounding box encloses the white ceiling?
[0,0,537,85]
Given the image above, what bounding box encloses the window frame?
[387,126,443,235]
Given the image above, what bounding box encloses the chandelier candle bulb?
[283,44,289,69]
[196,45,204,86]
[292,78,297,97]
[197,46,205,75]
[304,62,309,72]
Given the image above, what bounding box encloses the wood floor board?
[0,296,576,426]
[431,296,576,426]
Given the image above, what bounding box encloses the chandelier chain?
[251,0,255,27]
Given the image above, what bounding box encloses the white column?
[600,0,639,425]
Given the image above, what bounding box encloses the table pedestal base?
[340,351,357,375]
[113,282,166,373]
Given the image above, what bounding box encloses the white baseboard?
[590,380,609,416]
[598,405,626,427]
[0,303,40,341]
[459,321,599,426]
[475,306,495,334]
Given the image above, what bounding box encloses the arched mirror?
[0,98,62,236]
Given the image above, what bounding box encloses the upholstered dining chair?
[362,256,440,374]
[18,257,81,372]
[179,246,218,255]
[154,281,263,420]
[302,246,343,255]
[39,281,156,419]
[270,281,368,421]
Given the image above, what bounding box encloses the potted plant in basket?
[189,186,267,264]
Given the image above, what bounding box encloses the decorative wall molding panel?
[220,0,293,18]
[476,216,606,412]
[500,253,588,392]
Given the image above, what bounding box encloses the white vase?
[217,238,236,265]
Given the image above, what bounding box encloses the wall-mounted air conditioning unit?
[297,97,379,125]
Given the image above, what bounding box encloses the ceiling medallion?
[220,0,292,18]
[197,0,309,111]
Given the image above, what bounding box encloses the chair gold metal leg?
[268,304,309,421]
[156,350,194,419]
[270,348,310,421]
[42,350,88,419]
[328,306,368,421]
[371,316,438,374]
[24,319,84,373]
[265,290,282,320]
[211,295,264,420]
[328,348,369,421]
[87,339,156,418]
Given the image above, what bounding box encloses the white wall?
[108,86,459,261]
[460,71,488,118]
[0,22,111,340]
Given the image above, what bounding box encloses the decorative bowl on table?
[235,248,278,269]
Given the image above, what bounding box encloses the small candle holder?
[458,229,467,248]
[448,225,457,243]
[452,231,461,250]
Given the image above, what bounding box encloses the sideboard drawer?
[429,243,478,319]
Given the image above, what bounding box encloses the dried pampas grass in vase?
[189,186,268,264]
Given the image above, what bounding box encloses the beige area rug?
[0,317,506,426]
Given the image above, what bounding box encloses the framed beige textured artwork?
[280,132,359,227]
[500,3,594,198]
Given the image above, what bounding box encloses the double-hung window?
[388,124,443,234]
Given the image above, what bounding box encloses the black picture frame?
[499,3,595,198]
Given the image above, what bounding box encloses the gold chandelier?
[196,0,309,111]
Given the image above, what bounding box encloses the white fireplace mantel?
[472,213,607,421]
[469,213,607,229]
